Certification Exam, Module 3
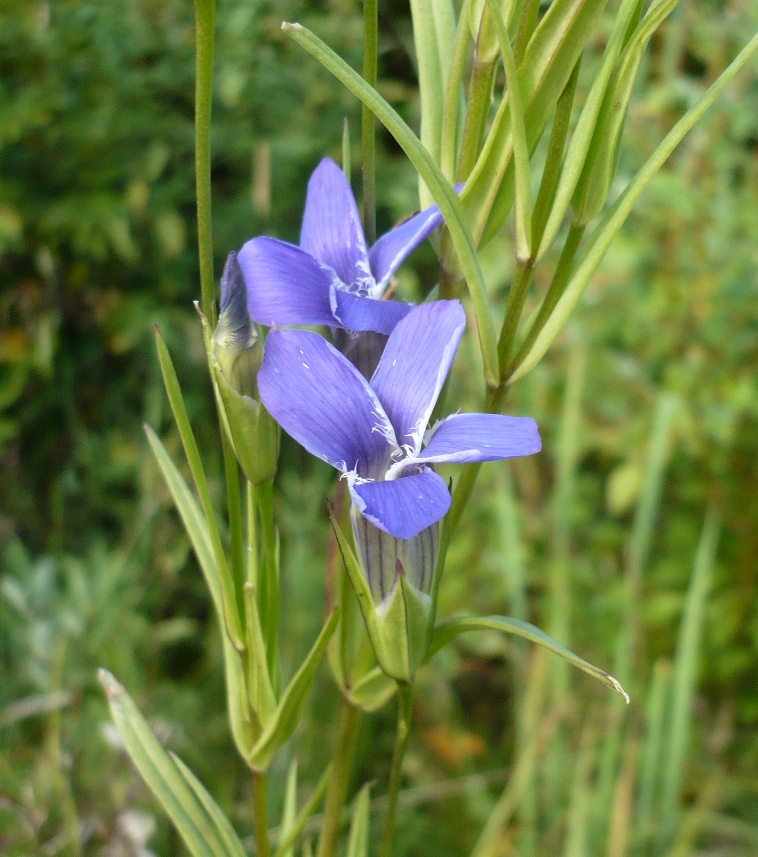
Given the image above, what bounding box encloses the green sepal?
[375,571,432,682]
[214,366,279,485]
[429,615,629,701]
[99,669,247,857]
[198,306,279,486]
[345,784,371,857]
[144,426,253,757]
[247,610,339,772]
[328,507,431,683]
[347,666,397,712]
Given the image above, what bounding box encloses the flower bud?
[211,252,278,484]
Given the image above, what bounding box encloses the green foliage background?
[1,0,757,854]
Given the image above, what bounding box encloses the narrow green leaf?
[276,760,299,857]
[99,670,239,857]
[487,0,531,260]
[171,754,248,857]
[440,0,474,180]
[535,0,642,260]
[429,615,629,701]
[573,0,678,224]
[410,0,446,208]
[510,29,758,382]
[465,0,607,246]
[282,21,500,387]
[248,611,339,771]
[242,583,277,726]
[659,509,721,836]
[153,328,243,646]
[274,764,331,857]
[144,427,254,756]
[636,659,671,843]
[346,785,371,857]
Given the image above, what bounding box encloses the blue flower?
[237,158,446,339]
[258,301,541,542]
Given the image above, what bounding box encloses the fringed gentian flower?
[259,300,540,582]
[238,157,446,375]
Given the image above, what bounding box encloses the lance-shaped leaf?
[464,0,608,247]
[510,28,758,383]
[248,611,339,771]
[346,785,371,857]
[153,328,243,648]
[145,427,253,757]
[99,670,247,857]
[572,0,678,225]
[534,0,642,260]
[171,754,249,857]
[274,763,331,857]
[428,615,629,701]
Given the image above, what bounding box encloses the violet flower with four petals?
[258,300,541,606]
[238,158,446,374]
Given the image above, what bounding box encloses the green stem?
[456,56,496,183]
[514,0,540,65]
[251,770,272,857]
[509,221,585,378]
[194,0,216,324]
[439,0,473,181]
[380,683,414,857]
[497,259,535,379]
[255,478,280,694]
[362,0,378,244]
[316,700,362,857]
[531,59,581,250]
[223,435,245,614]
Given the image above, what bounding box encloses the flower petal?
[416,413,542,464]
[258,329,395,476]
[299,158,371,291]
[369,204,444,292]
[350,469,451,539]
[370,301,466,452]
[333,290,413,336]
[239,236,338,327]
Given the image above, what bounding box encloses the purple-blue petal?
[369,204,444,292]
[238,236,338,328]
[299,158,371,290]
[333,290,413,336]
[417,413,542,464]
[258,329,395,475]
[370,301,466,452]
[350,469,451,539]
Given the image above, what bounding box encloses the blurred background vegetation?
[1,0,757,855]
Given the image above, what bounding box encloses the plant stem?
[251,770,272,857]
[362,0,378,244]
[316,700,362,857]
[497,259,535,378]
[255,478,280,694]
[194,0,216,324]
[509,221,585,377]
[223,435,245,614]
[379,683,414,857]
